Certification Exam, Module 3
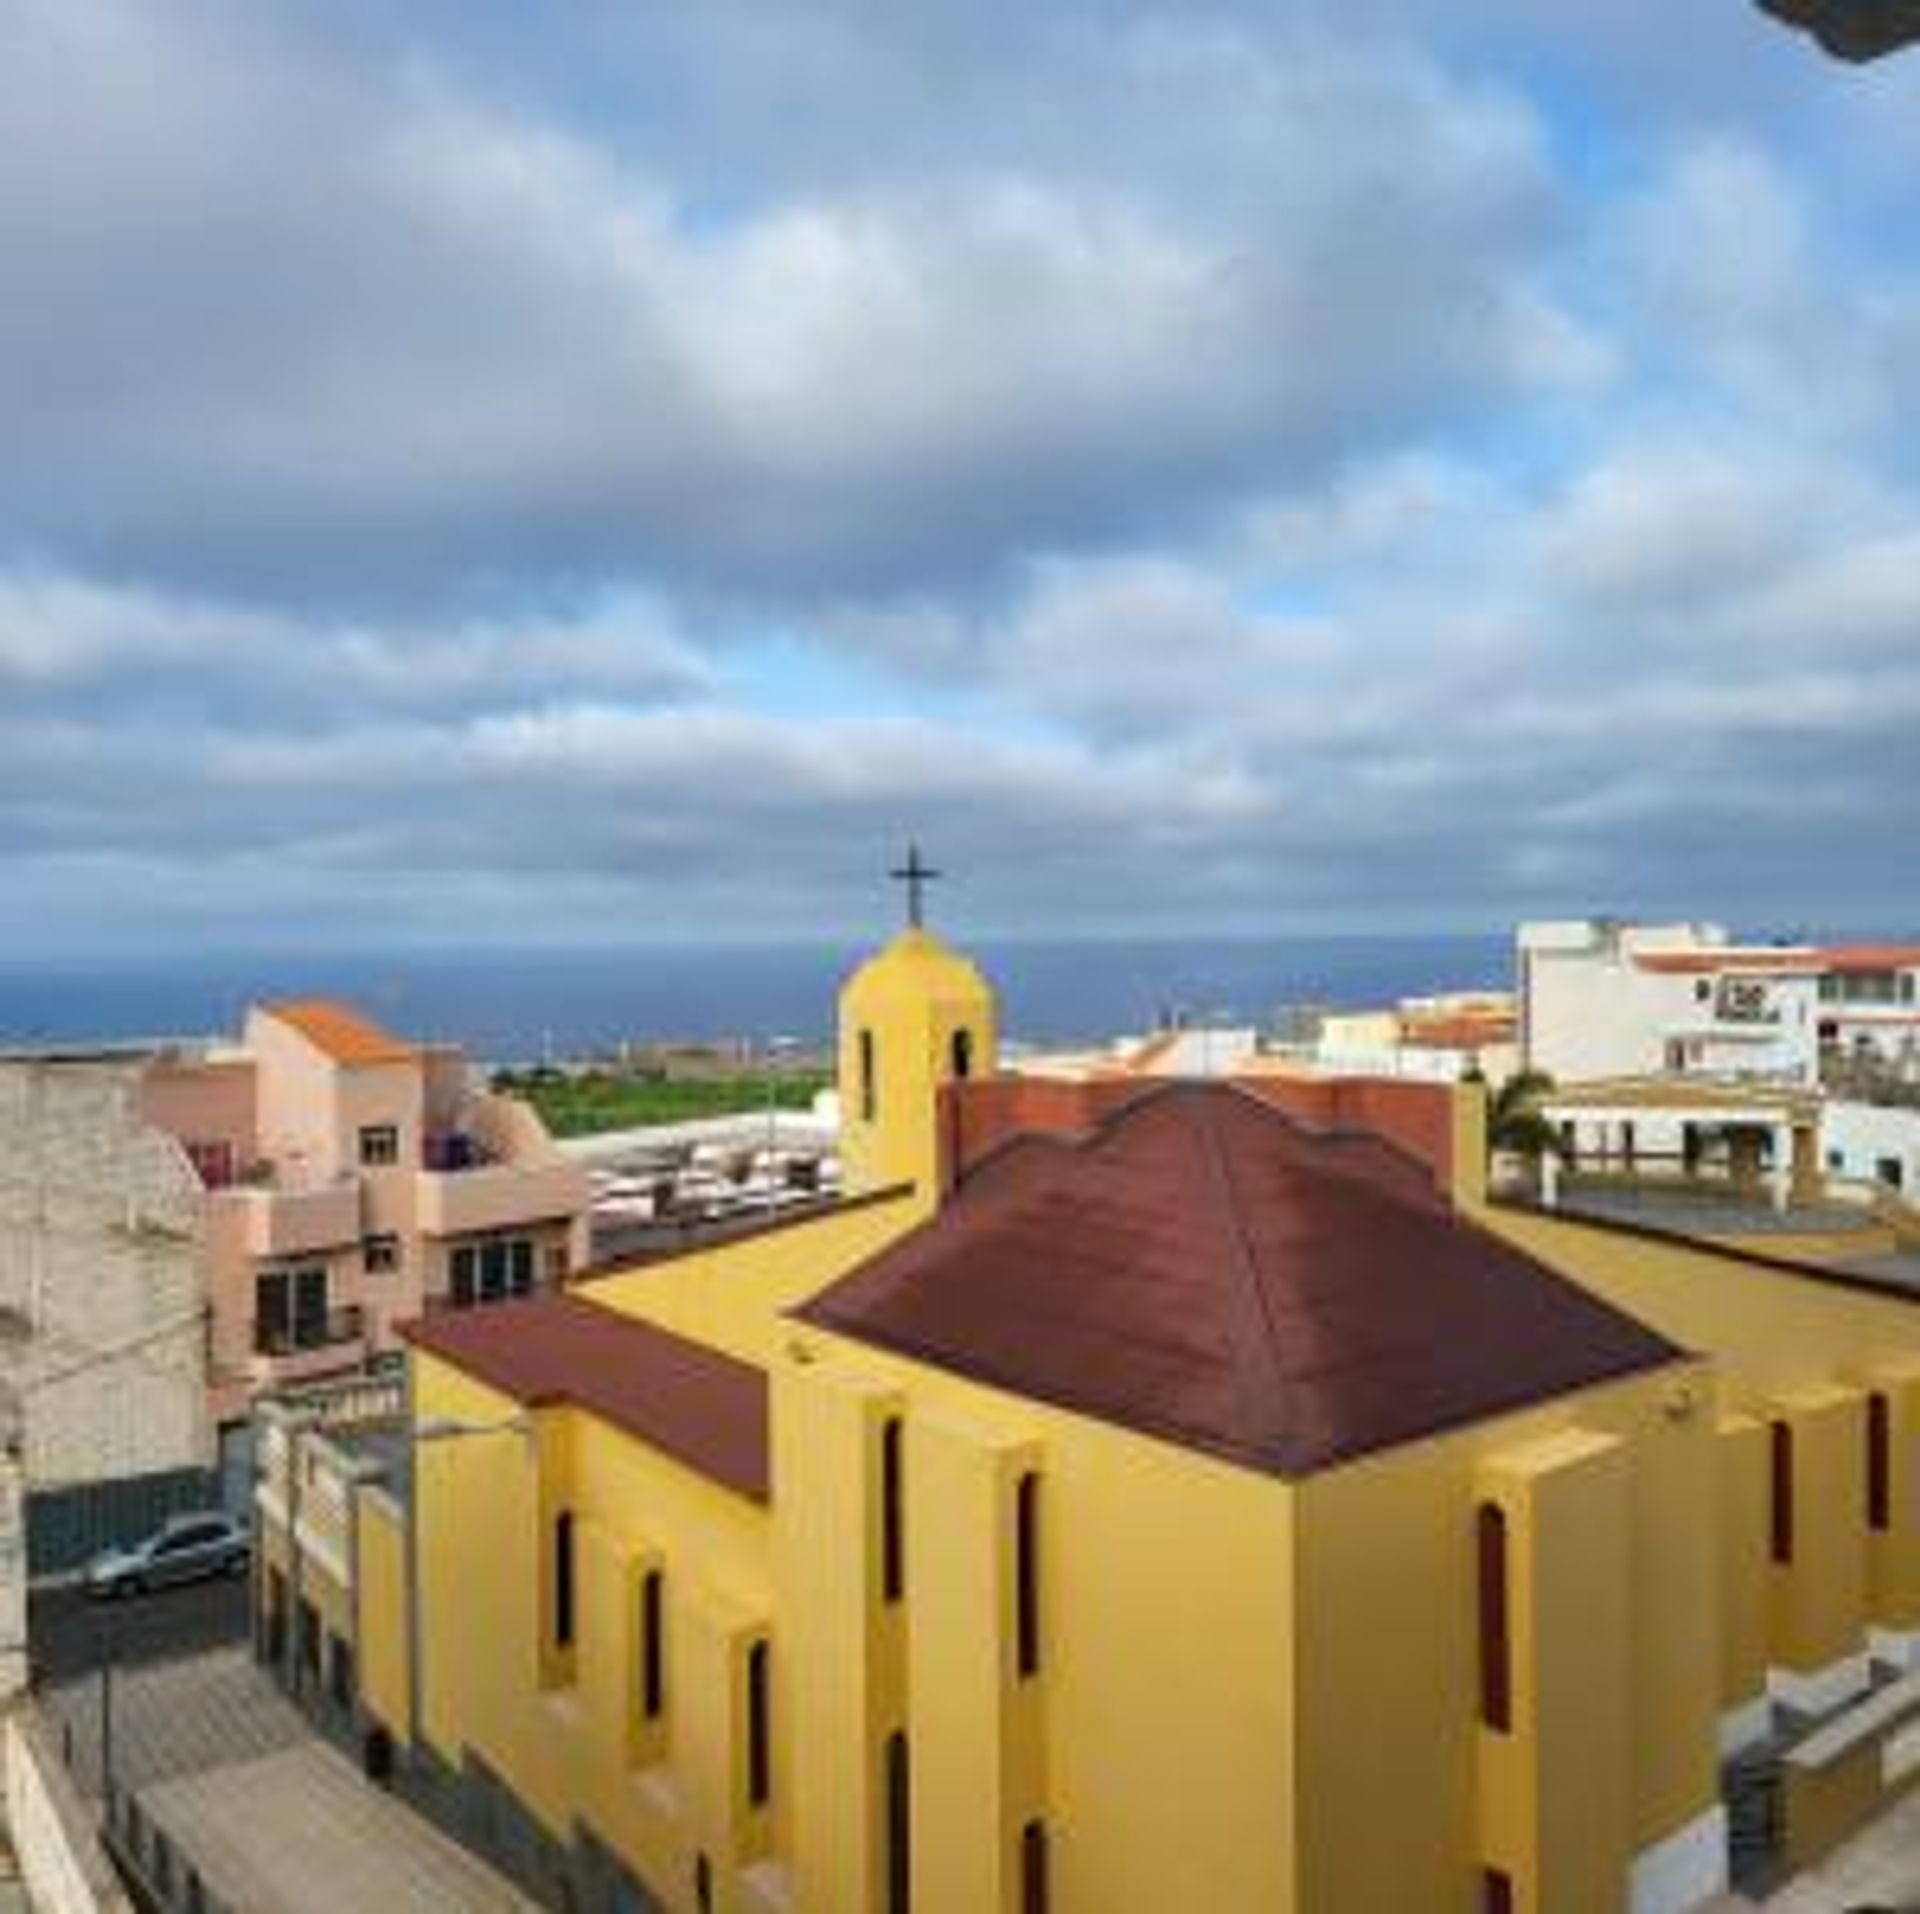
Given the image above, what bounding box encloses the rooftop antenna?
[889,843,942,931]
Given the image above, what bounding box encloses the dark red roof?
[800,1084,1682,1478]
[403,1294,768,1501]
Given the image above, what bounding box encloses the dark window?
[509,1238,535,1297]
[859,1029,878,1124]
[1021,1821,1049,1914]
[358,1124,399,1167]
[256,1269,288,1345]
[255,1266,328,1353]
[298,1599,321,1679]
[1870,1394,1892,1533]
[328,1634,353,1708]
[1482,1868,1514,1914]
[481,1240,509,1303]
[264,1568,288,1663]
[1477,1503,1511,1732]
[950,1029,974,1081]
[882,1417,905,1605]
[554,1512,576,1649]
[1016,1472,1040,1679]
[450,1245,477,1308]
[292,1266,326,1344]
[363,1233,400,1274]
[747,1640,771,1807]
[1881,1157,1907,1192]
[1770,1421,1795,1565]
[695,1855,712,1913]
[886,1731,911,1914]
[642,1570,665,1721]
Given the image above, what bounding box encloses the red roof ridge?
[403,1292,768,1500]
[802,1081,1681,1478]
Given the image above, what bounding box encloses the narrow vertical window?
[1016,1472,1041,1679]
[1476,1502,1510,1732]
[1869,1393,1892,1533]
[881,1417,905,1605]
[554,1511,576,1649]
[746,1639,771,1807]
[1021,1820,1049,1914]
[859,1029,878,1124]
[885,1731,911,1914]
[1482,1867,1514,1914]
[950,1028,974,1081]
[1770,1421,1795,1565]
[642,1569,665,1720]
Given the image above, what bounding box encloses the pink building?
[138,1000,589,1428]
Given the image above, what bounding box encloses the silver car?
[84,1511,250,1598]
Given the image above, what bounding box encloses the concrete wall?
[1824,1100,1920,1194]
[4,1702,134,1914]
[0,1060,210,1490]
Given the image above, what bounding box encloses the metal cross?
[889,843,941,928]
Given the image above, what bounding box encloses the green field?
[497,1069,832,1139]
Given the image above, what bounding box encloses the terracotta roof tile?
[801,1083,1682,1478]
[402,1294,768,1500]
[1819,944,1920,974]
[1632,950,1820,976]
[262,1000,415,1067]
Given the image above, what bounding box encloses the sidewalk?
[41,1647,535,1911]
[143,1740,536,1913]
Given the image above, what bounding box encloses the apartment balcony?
[223,1180,364,1259]
[249,1307,368,1390]
[414,1157,588,1240]
[254,1305,364,1359]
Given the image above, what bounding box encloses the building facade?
[0,1053,214,1573]
[140,999,590,1431]
[246,920,1920,1913]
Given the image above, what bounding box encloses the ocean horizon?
[0,933,1515,1062]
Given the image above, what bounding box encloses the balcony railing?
[223,1180,364,1258]
[415,1158,589,1238]
[253,1306,364,1359]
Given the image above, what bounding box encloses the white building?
[1519,921,1920,1209]
[1519,921,1824,1085]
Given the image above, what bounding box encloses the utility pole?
[97,1608,116,1797]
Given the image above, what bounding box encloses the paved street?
[29,1572,250,1688]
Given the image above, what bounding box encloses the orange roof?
[1819,944,1920,974]
[1632,950,1820,976]
[261,999,414,1067]
[1400,1014,1515,1050]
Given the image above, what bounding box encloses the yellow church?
[253,901,1920,1914]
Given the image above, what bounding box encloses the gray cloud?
[0,2,1917,956]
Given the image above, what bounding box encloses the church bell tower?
[837,846,997,1205]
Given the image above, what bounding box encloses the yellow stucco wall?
[1293,1363,1716,1914]
[413,1352,775,1914]
[356,1490,412,1741]
[582,1193,920,1369]
[1718,1415,1770,1714]
[775,1334,1299,1914]
[836,928,995,1202]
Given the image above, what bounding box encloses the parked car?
[84,1511,250,1598]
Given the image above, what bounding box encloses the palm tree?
[1481,1069,1564,1168]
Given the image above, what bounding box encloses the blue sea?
[0,935,1512,1063]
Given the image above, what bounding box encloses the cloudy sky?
[2,0,1917,954]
